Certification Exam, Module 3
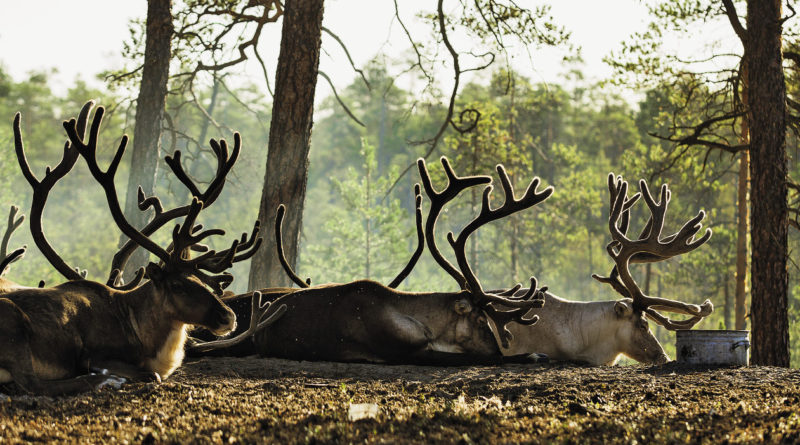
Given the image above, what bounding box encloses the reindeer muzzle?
[208,306,237,336]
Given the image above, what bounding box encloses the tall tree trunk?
[735,62,750,331]
[746,0,789,366]
[248,0,324,290]
[120,0,173,279]
[735,150,749,330]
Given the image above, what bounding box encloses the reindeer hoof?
[503,353,549,364]
[141,372,162,383]
[529,352,549,363]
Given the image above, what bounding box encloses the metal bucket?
[676,330,750,366]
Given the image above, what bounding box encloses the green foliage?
[301,138,415,283]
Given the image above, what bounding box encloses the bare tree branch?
[322,26,370,90]
[721,0,748,43]
[318,71,366,128]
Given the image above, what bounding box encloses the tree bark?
[745,0,789,366]
[120,0,173,279]
[735,62,750,331]
[735,149,749,330]
[248,0,324,290]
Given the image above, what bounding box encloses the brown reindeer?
[0,102,272,395]
[501,174,713,365]
[194,157,553,364]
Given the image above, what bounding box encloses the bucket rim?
[676,329,750,335]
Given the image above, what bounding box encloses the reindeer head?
[610,298,670,364]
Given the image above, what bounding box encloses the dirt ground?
[1,357,799,444]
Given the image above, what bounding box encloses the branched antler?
[13,102,93,281]
[593,174,714,330]
[446,164,553,304]
[1,206,26,277]
[109,133,242,285]
[63,102,260,295]
[417,157,492,289]
[418,157,553,347]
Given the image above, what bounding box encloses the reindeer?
[0,102,275,395]
[192,157,553,365]
[501,174,713,365]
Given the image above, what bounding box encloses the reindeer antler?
[417,157,492,289]
[13,102,95,281]
[593,173,713,330]
[446,164,553,305]
[387,184,425,289]
[0,206,26,277]
[63,102,260,295]
[275,204,312,288]
[108,133,242,285]
[418,157,553,347]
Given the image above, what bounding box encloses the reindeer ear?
[454,299,472,315]
[614,299,633,318]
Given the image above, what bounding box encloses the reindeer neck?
[397,290,459,323]
[115,282,187,360]
[568,301,623,363]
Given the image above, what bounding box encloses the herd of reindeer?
[0,101,714,396]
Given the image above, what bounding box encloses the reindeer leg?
[88,359,161,383]
[15,374,127,396]
[503,353,549,364]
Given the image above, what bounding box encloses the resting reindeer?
[193,157,552,365]
[0,102,272,395]
[501,174,713,365]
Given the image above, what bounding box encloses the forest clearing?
[1,0,800,443]
[3,357,800,444]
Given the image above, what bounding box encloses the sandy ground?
[1,357,799,444]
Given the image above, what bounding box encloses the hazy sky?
[0,1,654,98]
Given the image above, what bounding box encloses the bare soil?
[1,357,799,444]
